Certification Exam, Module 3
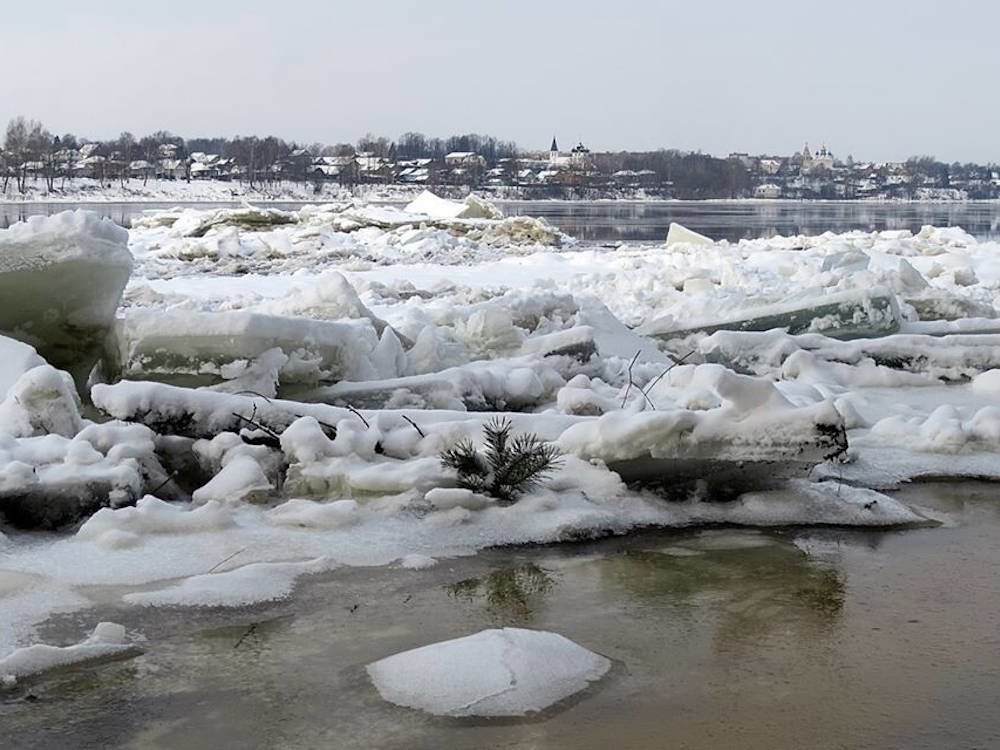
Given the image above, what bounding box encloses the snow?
[366,628,610,717]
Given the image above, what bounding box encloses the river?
[2,483,999,749]
[3,200,1000,243]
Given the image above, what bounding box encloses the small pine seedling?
[440,417,563,505]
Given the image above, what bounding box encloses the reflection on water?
[598,532,845,651]
[499,200,1000,243]
[445,562,557,622]
[4,200,1000,243]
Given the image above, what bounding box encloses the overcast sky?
[3,0,997,162]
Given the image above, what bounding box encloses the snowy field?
[3,191,1000,698]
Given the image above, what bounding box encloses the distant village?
[3,116,998,200]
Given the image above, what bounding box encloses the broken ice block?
[0,211,132,378]
[640,287,901,341]
[107,309,381,389]
[665,222,713,247]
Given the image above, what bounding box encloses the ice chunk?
[0,365,83,438]
[519,326,597,361]
[366,628,610,717]
[558,367,846,493]
[731,481,924,526]
[191,454,274,505]
[0,436,145,529]
[267,498,360,529]
[972,369,1000,394]
[404,190,503,220]
[0,421,173,528]
[108,309,381,388]
[0,622,131,680]
[152,204,295,237]
[77,495,235,548]
[124,558,332,607]
[252,270,395,338]
[0,335,45,399]
[702,330,1000,381]
[397,554,438,569]
[641,287,901,341]
[0,211,132,375]
[665,222,712,247]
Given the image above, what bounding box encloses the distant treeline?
[3,116,997,199]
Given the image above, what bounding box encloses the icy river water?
[4,199,1000,242]
[3,483,1000,749]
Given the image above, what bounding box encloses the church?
[548,137,591,168]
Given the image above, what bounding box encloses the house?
[729,152,757,169]
[398,166,431,184]
[759,158,783,175]
[129,160,155,179]
[157,159,187,180]
[444,152,486,168]
[754,183,782,199]
[189,161,218,180]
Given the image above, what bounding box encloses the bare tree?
[4,117,51,193]
[116,131,136,187]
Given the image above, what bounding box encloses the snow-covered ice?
[366,628,610,717]
[3,199,999,668]
[0,622,131,682]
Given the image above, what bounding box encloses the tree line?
[5,115,994,198]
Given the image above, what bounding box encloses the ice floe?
[366,628,610,717]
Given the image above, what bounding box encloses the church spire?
[550,136,558,152]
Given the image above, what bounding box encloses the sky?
[2,0,997,163]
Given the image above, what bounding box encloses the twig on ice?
[401,414,425,438]
[148,471,178,496]
[232,390,273,402]
[208,546,248,574]
[345,404,370,429]
[641,349,695,400]
[231,412,281,440]
[233,623,257,650]
[620,350,641,409]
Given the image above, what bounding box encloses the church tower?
[549,136,559,163]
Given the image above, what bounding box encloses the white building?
[802,143,835,173]
[754,183,782,199]
[548,137,590,169]
[444,152,486,168]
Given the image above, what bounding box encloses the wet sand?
[3,482,1000,749]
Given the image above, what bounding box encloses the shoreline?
[3,196,999,206]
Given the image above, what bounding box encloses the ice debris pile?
[4,195,998,672]
[128,191,569,277]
